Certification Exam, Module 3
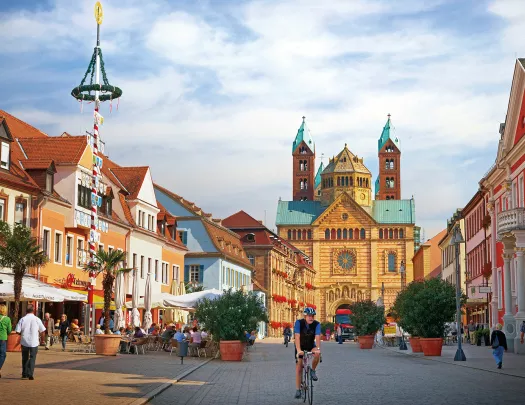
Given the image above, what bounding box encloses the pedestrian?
[490,323,508,369]
[15,304,46,380]
[468,320,476,343]
[520,320,525,345]
[325,328,331,342]
[0,304,12,378]
[337,324,343,344]
[43,313,55,350]
[58,314,69,351]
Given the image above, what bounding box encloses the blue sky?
[1,0,525,238]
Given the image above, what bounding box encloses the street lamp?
[451,225,466,361]
[399,261,407,350]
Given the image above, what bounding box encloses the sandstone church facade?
[276,116,419,322]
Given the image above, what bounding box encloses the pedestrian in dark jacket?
[490,323,508,369]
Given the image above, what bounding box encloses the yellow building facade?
[276,117,418,322]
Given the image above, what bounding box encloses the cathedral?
[276,116,419,322]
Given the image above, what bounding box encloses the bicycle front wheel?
[303,368,309,403]
[309,370,314,405]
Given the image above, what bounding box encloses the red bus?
[333,308,355,341]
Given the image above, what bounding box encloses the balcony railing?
[497,207,525,237]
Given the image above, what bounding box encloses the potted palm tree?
[84,249,130,355]
[349,300,385,349]
[0,222,48,352]
[195,289,268,361]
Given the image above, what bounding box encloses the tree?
[84,249,131,334]
[0,221,48,327]
[349,300,385,336]
[185,282,205,293]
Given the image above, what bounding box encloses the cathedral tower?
[375,114,401,200]
[292,116,315,201]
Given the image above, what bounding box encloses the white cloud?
[2,0,521,239]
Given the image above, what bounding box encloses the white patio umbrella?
[162,289,223,308]
[0,283,65,302]
[113,270,125,331]
[142,270,153,331]
[131,269,141,327]
[178,281,188,324]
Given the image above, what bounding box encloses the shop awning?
[0,273,87,302]
[66,290,115,310]
[465,298,488,307]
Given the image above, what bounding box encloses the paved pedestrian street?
[152,339,525,405]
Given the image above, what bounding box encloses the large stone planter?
[94,334,121,356]
[220,340,245,361]
[409,337,422,353]
[420,338,443,356]
[357,335,374,349]
[7,332,21,352]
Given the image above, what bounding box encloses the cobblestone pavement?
[0,344,208,405]
[151,339,525,405]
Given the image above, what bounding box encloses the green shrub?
[194,289,268,342]
[349,300,385,336]
[320,322,334,334]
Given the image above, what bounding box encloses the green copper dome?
[292,116,315,154]
[314,162,324,189]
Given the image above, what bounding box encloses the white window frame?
[98,243,104,253]
[42,227,52,259]
[1,141,10,170]
[512,257,517,295]
[54,230,63,264]
[65,234,73,267]
[173,265,180,282]
[518,173,525,207]
[189,264,200,283]
[76,236,85,268]
[155,259,159,281]
[108,245,114,254]
[161,261,169,284]
[512,179,518,209]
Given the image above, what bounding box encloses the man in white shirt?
[15,305,46,380]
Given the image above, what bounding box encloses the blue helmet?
[303,307,316,316]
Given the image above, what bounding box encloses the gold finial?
[94,1,104,25]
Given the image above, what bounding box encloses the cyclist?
[294,307,321,399]
[283,324,292,346]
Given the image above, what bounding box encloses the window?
[379,229,383,239]
[108,246,113,254]
[46,173,53,193]
[190,265,200,282]
[140,255,144,278]
[337,229,342,239]
[138,210,142,226]
[388,253,396,272]
[520,174,524,208]
[248,254,255,266]
[325,229,330,240]
[173,265,179,281]
[0,197,5,221]
[66,235,73,265]
[77,238,84,267]
[148,258,151,278]
[77,184,92,209]
[179,231,188,245]
[54,232,62,263]
[141,212,146,229]
[43,229,51,258]
[399,229,404,239]
[133,254,137,273]
[14,200,26,225]
[308,230,312,239]
[1,141,10,170]
[155,259,159,281]
[343,229,347,239]
[360,228,366,239]
[100,196,112,216]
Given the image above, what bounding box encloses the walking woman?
[0,304,12,378]
[58,314,69,352]
[490,323,508,369]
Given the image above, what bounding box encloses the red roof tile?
[0,110,48,139]
[111,167,149,200]
[202,220,253,268]
[222,210,265,228]
[18,136,88,165]
[22,159,55,171]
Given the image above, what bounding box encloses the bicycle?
[300,350,317,404]
[284,334,291,347]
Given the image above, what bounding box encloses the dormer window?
[0,142,9,170]
[46,172,53,193]
[246,233,255,242]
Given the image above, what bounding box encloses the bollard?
[178,340,189,364]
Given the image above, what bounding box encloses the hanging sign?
[94,2,103,25]
[479,286,492,294]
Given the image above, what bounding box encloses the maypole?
[72,1,122,336]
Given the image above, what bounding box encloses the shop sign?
[56,273,90,289]
[479,286,491,293]
[75,209,109,233]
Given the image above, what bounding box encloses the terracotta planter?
[357,335,374,349]
[420,338,443,356]
[94,335,121,356]
[409,337,422,353]
[220,340,245,361]
[7,332,21,352]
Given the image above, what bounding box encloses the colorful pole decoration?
[72,1,122,335]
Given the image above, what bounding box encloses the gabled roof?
[372,199,415,224]
[154,183,213,217]
[222,210,264,229]
[378,115,401,152]
[111,167,149,200]
[292,116,314,154]
[314,162,324,189]
[18,136,88,165]
[322,145,371,175]
[0,110,48,139]
[23,159,56,171]
[276,200,324,225]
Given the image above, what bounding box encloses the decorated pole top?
[71,1,122,103]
